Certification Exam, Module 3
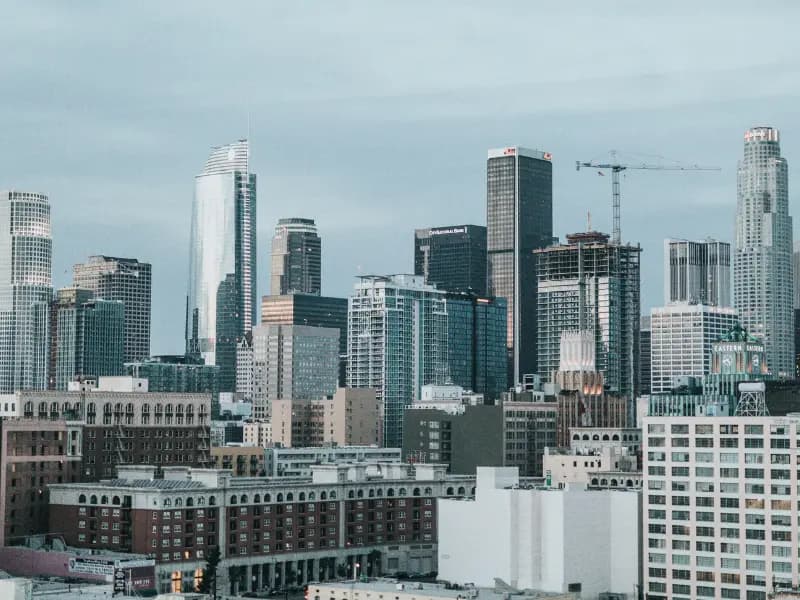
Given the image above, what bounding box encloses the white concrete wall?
[438,468,641,598]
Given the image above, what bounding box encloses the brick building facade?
[49,463,475,595]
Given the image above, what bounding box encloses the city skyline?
[4,4,800,354]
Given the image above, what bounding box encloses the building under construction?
[535,230,641,398]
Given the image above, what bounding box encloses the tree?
[197,546,221,599]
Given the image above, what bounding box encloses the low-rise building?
[438,467,641,598]
[308,581,576,600]
[543,445,638,487]
[243,419,272,447]
[48,462,476,595]
[0,377,211,545]
[211,445,266,476]
[265,446,402,478]
[271,388,380,448]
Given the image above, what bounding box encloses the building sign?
[116,558,155,569]
[503,147,516,155]
[714,343,764,354]
[113,568,126,595]
[430,227,466,236]
[68,557,115,577]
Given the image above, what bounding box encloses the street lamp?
[353,563,360,582]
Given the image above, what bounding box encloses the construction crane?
[576,153,721,244]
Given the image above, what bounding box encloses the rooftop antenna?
[587,210,592,232]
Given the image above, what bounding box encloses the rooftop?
[312,580,574,600]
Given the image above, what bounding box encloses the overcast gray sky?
[3,1,800,353]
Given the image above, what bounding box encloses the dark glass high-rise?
[486,146,553,385]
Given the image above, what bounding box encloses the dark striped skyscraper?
[186,140,256,391]
[486,146,553,384]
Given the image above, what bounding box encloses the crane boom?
[576,158,720,244]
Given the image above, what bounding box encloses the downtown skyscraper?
[734,126,794,376]
[270,217,321,296]
[664,238,731,307]
[414,225,487,295]
[486,146,553,384]
[73,255,152,362]
[186,140,256,391]
[0,190,52,392]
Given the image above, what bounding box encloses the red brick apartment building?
[48,462,475,595]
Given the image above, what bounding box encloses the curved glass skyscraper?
[734,127,794,376]
[0,190,53,392]
[186,140,256,391]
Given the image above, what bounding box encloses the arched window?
[602,434,610,441]
[276,493,283,502]
[39,402,47,415]
[90,495,97,504]
[572,434,579,440]
[610,479,618,487]
[308,492,316,500]
[253,494,261,504]
[582,434,589,440]
[368,489,374,498]
[348,491,355,499]
[591,478,599,486]
[424,487,432,495]
[592,434,600,441]
[175,498,183,507]
[412,488,420,497]
[626,480,634,487]
[101,495,108,504]
[470,486,475,495]
[600,479,608,486]
[387,488,395,497]
[265,493,271,502]
[286,492,293,501]
[240,495,248,504]
[163,498,171,507]
[457,486,465,495]
[112,496,121,505]
[186,497,194,507]
[356,490,363,498]
[78,494,86,504]
[612,434,620,441]
[376,489,383,497]
[230,495,237,505]
[208,497,215,506]
[398,488,406,496]
[622,434,628,441]
[299,492,305,501]
[446,487,454,495]
[329,491,337,500]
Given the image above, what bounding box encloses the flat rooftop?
[311,580,575,600]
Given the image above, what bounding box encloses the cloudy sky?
[3,1,800,353]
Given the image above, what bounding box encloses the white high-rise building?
[643,414,800,600]
[347,275,448,448]
[186,140,256,391]
[650,304,739,393]
[0,191,52,392]
[734,126,794,376]
[664,238,731,307]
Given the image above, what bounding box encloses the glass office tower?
[414,225,487,295]
[186,140,256,391]
[73,255,152,362]
[486,146,553,385]
[734,126,794,376]
[444,293,507,401]
[270,218,321,296]
[0,190,52,392]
